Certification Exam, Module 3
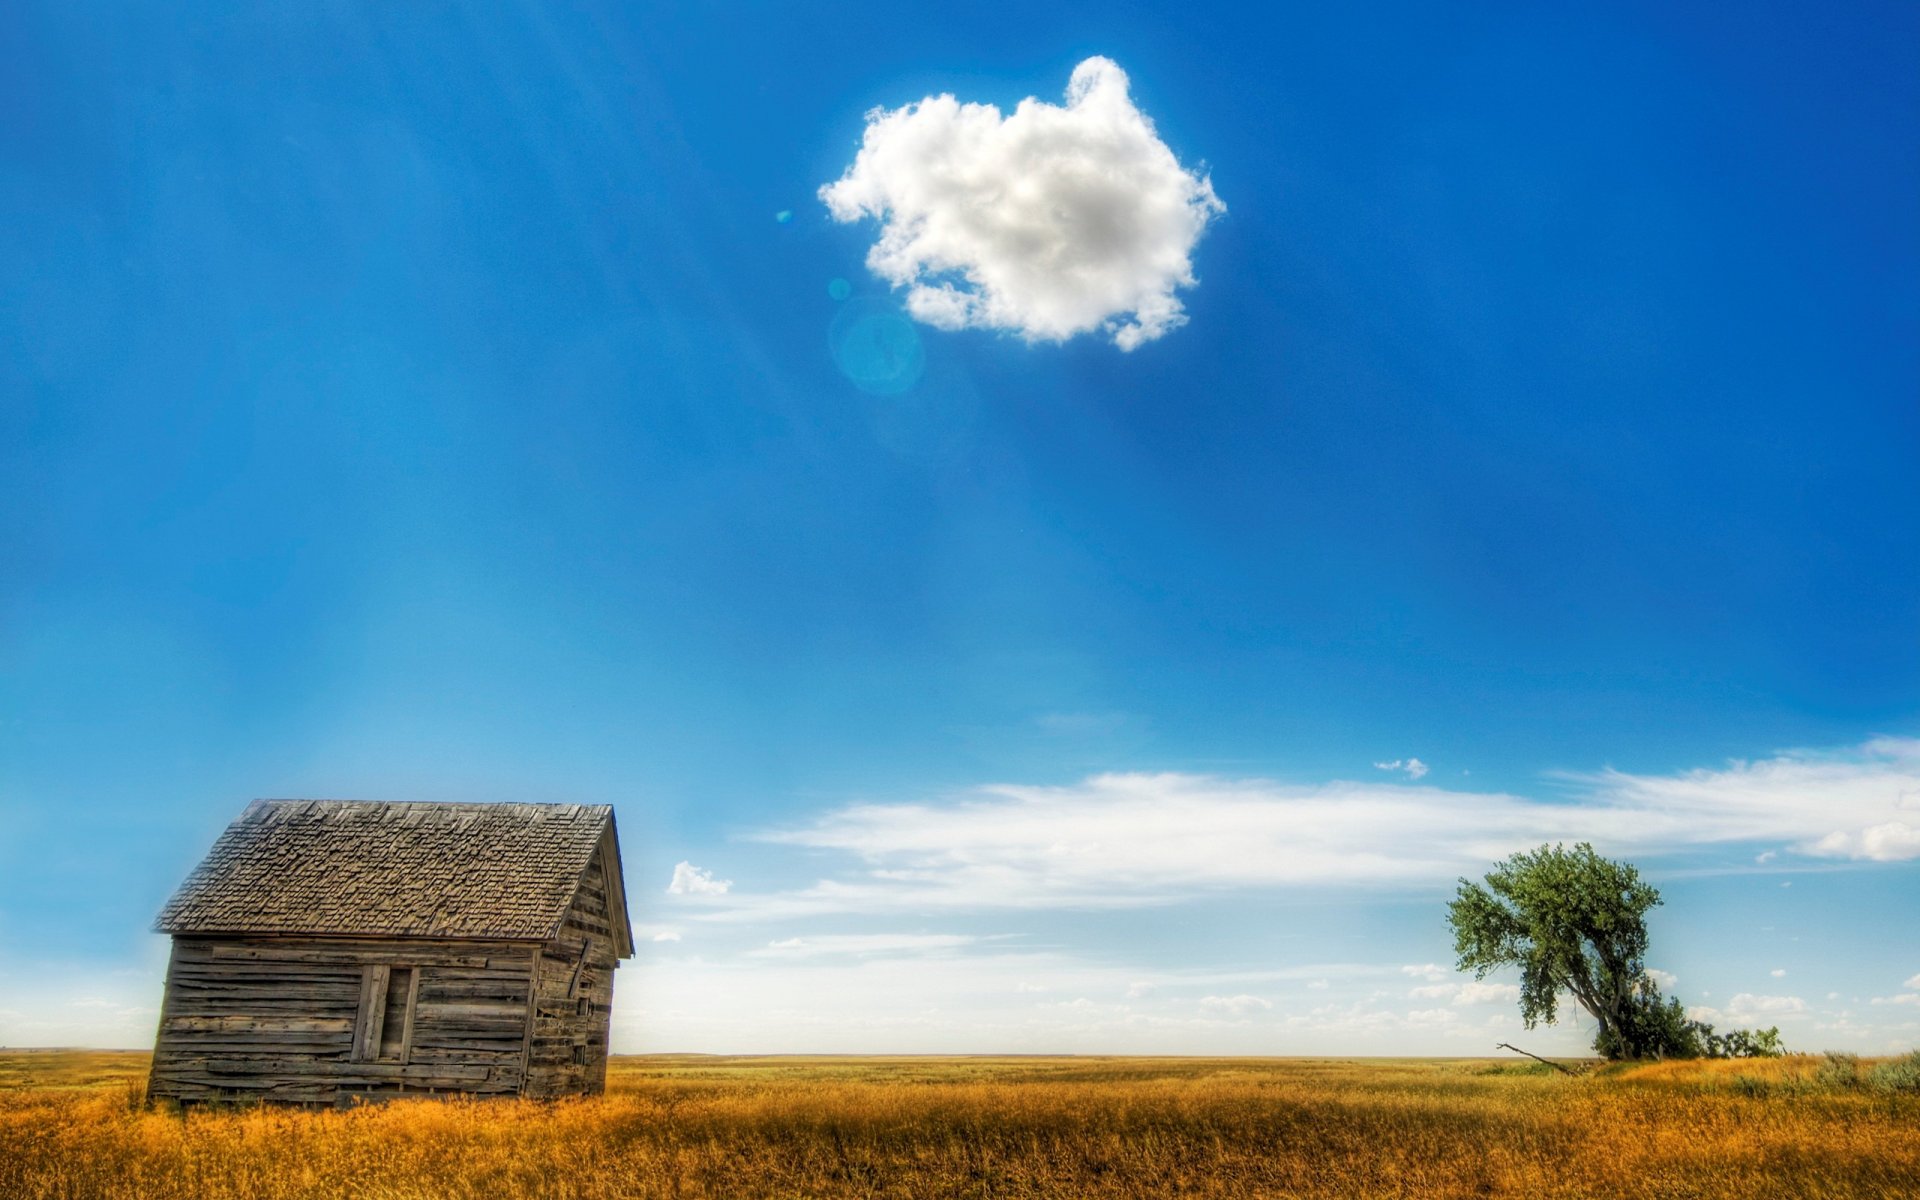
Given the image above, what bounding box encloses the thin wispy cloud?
[1198,994,1273,1016]
[623,949,1504,1055]
[821,57,1224,350]
[1564,737,1920,864]
[1374,758,1430,780]
[752,933,983,959]
[689,738,1920,921]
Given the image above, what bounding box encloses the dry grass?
[3,1050,1915,1199]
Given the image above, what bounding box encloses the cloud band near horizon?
[666,738,1920,921]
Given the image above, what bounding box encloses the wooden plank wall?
[148,936,536,1106]
[526,840,620,1098]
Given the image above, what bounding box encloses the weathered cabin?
[149,799,634,1106]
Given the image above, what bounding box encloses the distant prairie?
[3,1051,1915,1199]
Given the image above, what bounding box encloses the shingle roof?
[155,800,632,954]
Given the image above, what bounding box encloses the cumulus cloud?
[1771,969,1787,978]
[651,931,682,943]
[1907,973,1920,990]
[1807,822,1920,861]
[1646,968,1679,990]
[820,57,1223,350]
[1402,964,1448,982]
[666,861,732,896]
[1725,993,1807,1020]
[1374,758,1430,780]
[1453,981,1521,1007]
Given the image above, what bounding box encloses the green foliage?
[1707,1026,1785,1059]
[1449,843,1664,1059]
[1595,987,1700,1061]
[1449,843,1785,1062]
[1815,1052,1861,1088]
[1867,1051,1920,1094]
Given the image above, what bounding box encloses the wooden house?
[148,799,634,1106]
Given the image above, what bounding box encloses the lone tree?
[1447,842,1782,1061]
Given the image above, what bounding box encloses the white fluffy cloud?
[1807,822,1920,861]
[1722,994,1808,1020]
[666,861,732,896]
[1645,968,1679,990]
[1374,758,1430,780]
[820,57,1223,350]
[1907,973,1920,990]
[1453,981,1521,1007]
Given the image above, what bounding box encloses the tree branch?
[1496,1043,1580,1076]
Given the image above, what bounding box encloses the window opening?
[353,965,419,1064]
[378,968,416,1062]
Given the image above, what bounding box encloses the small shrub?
[1709,1026,1785,1059]
[1867,1051,1920,1094]
[1815,1052,1860,1089]
[1731,1075,1771,1099]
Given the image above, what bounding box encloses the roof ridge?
[247,798,612,808]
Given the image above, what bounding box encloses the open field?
[2,1050,1916,1199]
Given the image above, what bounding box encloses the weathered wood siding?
[525,839,621,1098]
[148,936,537,1105]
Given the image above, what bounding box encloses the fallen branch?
[1496,1043,1580,1076]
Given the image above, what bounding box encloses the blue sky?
[3,2,1917,1054]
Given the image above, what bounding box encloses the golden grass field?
[3,1050,1916,1199]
